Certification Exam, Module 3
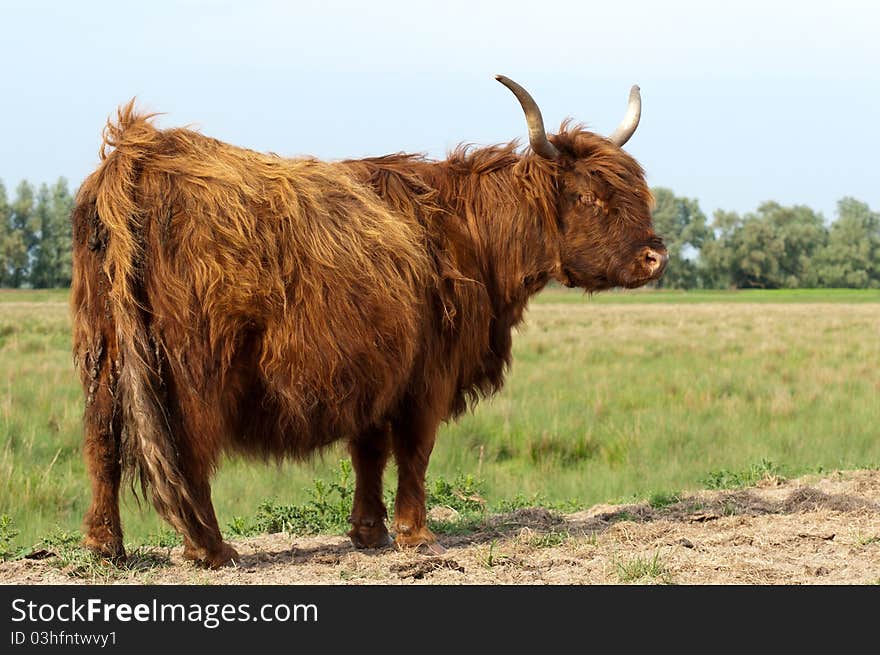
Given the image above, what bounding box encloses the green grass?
[700,458,784,490]
[616,551,670,583]
[481,540,513,568]
[532,286,880,304]
[227,460,357,537]
[648,491,682,509]
[0,288,70,304]
[1,288,879,548]
[0,514,23,560]
[33,527,172,581]
[227,463,492,538]
[528,530,570,548]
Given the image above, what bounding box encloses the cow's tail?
[79,100,211,542]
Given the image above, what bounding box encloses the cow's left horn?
[495,74,559,160]
[608,85,641,147]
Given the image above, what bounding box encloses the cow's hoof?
[394,526,446,555]
[206,543,241,569]
[82,535,126,564]
[183,542,240,569]
[348,523,394,550]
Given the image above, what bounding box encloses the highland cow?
[71,75,667,568]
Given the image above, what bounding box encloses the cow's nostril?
[643,249,668,275]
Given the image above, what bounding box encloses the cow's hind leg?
[347,425,393,549]
[168,391,240,569]
[81,344,125,561]
[391,409,445,554]
[179,471,239,569]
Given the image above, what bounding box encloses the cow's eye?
[577,193,591,206]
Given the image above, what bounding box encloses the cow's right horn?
[608,85,642,147]
[495,74,559,160]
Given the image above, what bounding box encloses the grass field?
[533,287,880,304]
[1,287,879,548]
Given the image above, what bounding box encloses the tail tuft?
[118,329,211,539]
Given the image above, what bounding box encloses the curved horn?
[608,85,642,147]
[495,74,559,160]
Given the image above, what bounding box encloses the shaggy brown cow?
[71,75,666,568]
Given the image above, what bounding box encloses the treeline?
[650,189,879,289]
[0,179,74,288]
[1,178,878,289]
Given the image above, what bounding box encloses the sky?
[2,0,878,221]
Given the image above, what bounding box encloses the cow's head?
[497,75,667,291]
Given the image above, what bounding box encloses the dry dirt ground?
[2,469,879,585]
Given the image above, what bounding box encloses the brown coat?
[73,84,665,567]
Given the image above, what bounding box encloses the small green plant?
[853,532,880,547]
[616,551,670,583]
[648,492,682,509]
[427,474,486,513]
[39,527,81,550]
[701,458,784,490]
[429,515,485,536]
[0,515,22,560]
[610,510,639,523]
[230,460,355,537]
[529,530,570,548]
[493,492,550,513]
[146,528,182,548]
[227,515,251,537]
[684,500,707,513]
[229,466,494,538]
[482,540,505,568]
[424,472,491,535]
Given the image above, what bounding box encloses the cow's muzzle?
[642,246,668,279]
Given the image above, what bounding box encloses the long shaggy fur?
[73,102,431,542]
[72,99,660,554]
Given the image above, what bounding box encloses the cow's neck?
[444,156,560,322]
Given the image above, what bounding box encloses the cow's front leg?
[391,409,445,554]
[347,425,393,549]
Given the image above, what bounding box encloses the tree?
[650,187,713,288]
[0,181,12,285]
[6,181,36,287]
[815,198,880,288]
[701,202,827,289]
[31,178,74,288]
[30,183,53,287]
[50,177,75,287]
[699,209,740,288]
